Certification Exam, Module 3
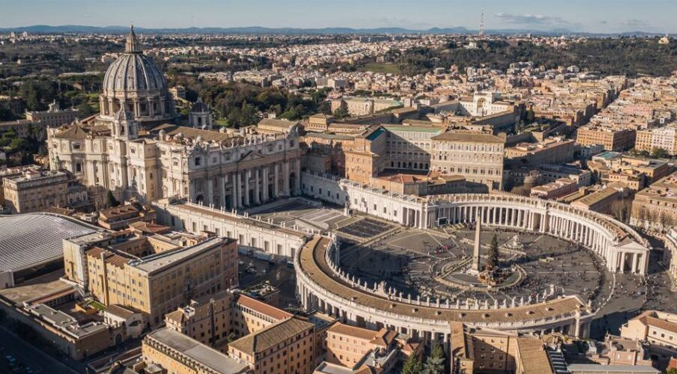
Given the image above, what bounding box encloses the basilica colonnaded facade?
[47,27,303,206]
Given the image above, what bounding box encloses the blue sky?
[1,0,675,33]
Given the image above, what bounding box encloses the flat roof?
[567,364,659,373]
[147,328,250,374]
[0,213,99,273]
[131,237,234,274]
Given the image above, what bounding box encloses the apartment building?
[430,132,505,190]
[576,126,636,152]
[636,126,677,155]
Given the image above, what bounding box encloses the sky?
[1,0,676,34]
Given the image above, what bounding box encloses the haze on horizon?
[1,0,676,34]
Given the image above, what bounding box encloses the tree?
[402,354,422,374]
[107,191,119,208]
[333,107,349,119]
[611,199,631,223]
[486,235,499,271]
[666,368,677,374]
[651,147,669,159]
[422,344,445,374]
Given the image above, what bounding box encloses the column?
[254,168,261,205]
[207,177,214,205]
[262,166,269,202]
[219,175,226,208]
[294,159,301,195]
[235,172,242,208]
[274,163,280,198]
[244,169,250,206]
[632,253,639,274]
[283,161,290,196]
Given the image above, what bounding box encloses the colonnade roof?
[298,235,587,325]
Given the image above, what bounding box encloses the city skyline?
[2,0,677,34]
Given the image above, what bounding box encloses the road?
[0,324,82,374]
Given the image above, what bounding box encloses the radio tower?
[479,9,485,36]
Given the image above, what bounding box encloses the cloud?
[495,12,570,26]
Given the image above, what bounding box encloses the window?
[195,157,202,166]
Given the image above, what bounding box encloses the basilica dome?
[98,26,175,126]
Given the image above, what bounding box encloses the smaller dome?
[191,97,209,113]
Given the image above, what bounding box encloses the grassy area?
[359,63,401,74]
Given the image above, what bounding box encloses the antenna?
[479,9,485,36]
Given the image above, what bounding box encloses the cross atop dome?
[125,24,141,53]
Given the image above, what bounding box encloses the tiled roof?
[228,318,314,356]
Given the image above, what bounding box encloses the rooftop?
[0,213,99,272]
[431,132,504,144]
[229,318,314,356]
[146,328,251,374]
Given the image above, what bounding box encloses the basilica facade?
[47,27,303,207]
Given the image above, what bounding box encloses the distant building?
[25,100,79,127]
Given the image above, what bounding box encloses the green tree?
[422,344,445,374]
[107,191,119,208]
[333,107,349,119]
[651,147,669,159]
[486,235,499,270]
[666,368,677,374]
[402,354,422,374]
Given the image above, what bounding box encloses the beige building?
[631,172,677,230]
[143,327,252,374]
[636,126,677,155]
[323,322,420,374]
[228,317,316,374]
[64,230,238,327]
[621,310,677,366]
[576,126,636,151]
[430,132,505,190]
[2,169,70,213]
[505,138,575,165]
[165,291,235,351]
[450,322,554,374]
[25,101,79,128]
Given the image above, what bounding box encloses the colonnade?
[190,159,301,210]
[432,202,648,274]
[295,236,591,347]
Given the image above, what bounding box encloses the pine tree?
[402,353,422,374]
[486,234,499,270]
[422,344,446,374]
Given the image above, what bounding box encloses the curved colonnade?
[342,182,650,275]
[296,235,593,346]
[296,187,652,345]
